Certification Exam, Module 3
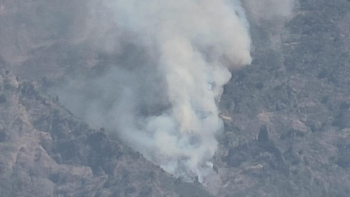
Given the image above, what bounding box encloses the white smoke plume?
[242,0,296,22]
[53,0,251,182]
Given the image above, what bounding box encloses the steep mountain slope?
[215,0,350,196]
[0,69,213,197]
[1,0,350,197]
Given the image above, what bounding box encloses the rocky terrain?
[1,0,350,197]
[0,70,213,197]
[216,0,350,196]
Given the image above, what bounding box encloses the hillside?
[0,70,212,197]
[216,0,350,196]
[1,0,350,197]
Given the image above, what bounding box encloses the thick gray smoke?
[53,0,251,183]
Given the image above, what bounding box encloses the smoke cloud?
[242,0,296,22]
[53,0,251,183]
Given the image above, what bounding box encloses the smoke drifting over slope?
[243,0,296,22]
[53,0,251,182]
